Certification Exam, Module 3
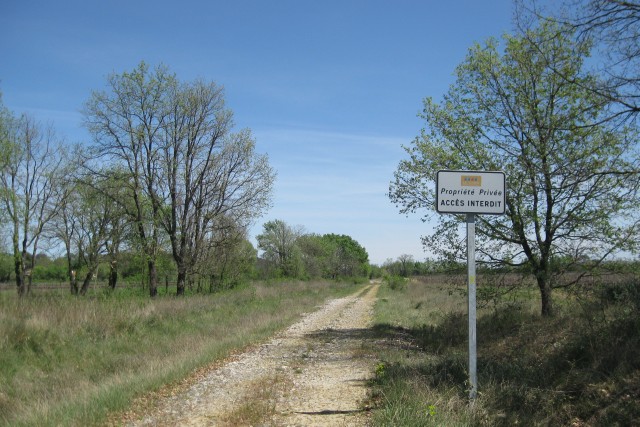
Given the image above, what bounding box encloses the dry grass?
[368,274,640,426]
[220,374,292,426]
[0,280,356,426]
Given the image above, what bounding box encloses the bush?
[599,279,640,312]
[385,275,406,291]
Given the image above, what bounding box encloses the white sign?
[436,170,505,215]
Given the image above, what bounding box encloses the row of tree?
[0,62,275,297]
[256,219,370,280]
[0,217,374,289]
[390,1,640,316]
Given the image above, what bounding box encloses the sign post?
[436,170,505,400]
[466,213,477,399]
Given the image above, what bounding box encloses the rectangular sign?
[436,170,506,215]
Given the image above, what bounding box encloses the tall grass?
[0,280,357,426]
[369,275,640,426]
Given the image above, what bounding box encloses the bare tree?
[84,63,274,296]
[0,112,64,296]
[159,81,274,295]
[83,62,175,297]
[46,150,80,294]
[520,0,640,120]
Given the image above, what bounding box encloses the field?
[369,275,640,426]
[0,280,356,426]
[2,274,639,426]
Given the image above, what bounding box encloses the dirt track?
[130,284,379,426]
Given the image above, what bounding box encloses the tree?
[159,80,274,295]
[70,173,130,295]
[397,254,415,277]
[49,167,79,294]
[84,62,179,297]
[257,219,304,277]
[0,106,65,296]
[521,0,640,120]
[0,252,12,282]
[297,233,333,278]
[85,63,274,296]
[321,234,370,279]
[202,223,257,291]
[389,22,640,316]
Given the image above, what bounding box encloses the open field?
[368,275,640,426]
[0,280,357,426]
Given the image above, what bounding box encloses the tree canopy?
[390,21,640,316]
[525,0,640,119]
[83,62,275,295]
[256,219,370,280]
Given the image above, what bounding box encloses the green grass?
[368,275,640,426]
[0,280,358,426]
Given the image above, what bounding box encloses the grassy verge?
[0,280,357,426]
[368,276,640,426]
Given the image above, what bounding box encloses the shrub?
[385,275,406,291]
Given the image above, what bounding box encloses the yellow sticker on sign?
[461,175,482,186]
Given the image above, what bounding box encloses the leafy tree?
[297,233,333,278]
[382,255,424,277]
[70,175,130,295]
[204,226,257,291]
[389,22,640,316]
[321,234,370,279]
[0,252,13,282]
[295,233,370,280]
[397,254,415,277]
[47,150,80,293]
[257,219,304,277]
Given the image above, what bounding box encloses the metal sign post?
[435,170,505,401]
[467,213,477,400]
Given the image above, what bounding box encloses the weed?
[375,362,386,378]
[221,374,291,426]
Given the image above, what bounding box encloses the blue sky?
[1,0,514,264]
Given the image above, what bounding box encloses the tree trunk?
[176,268,187,296]
[70,270,78,295]
[148,260,158,297]
[26,274,33,295]
[536,274,554,317]
[79,268,96,296]
[108,261,118,290]
[14,256,25,297]
[67,247,78,295]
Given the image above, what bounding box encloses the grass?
[0,280,358,426]
[221,374,291,426]
[368,275,640,426]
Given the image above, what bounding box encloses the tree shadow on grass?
[368,304,640,426]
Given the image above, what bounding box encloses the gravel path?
[130,284,379,426]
